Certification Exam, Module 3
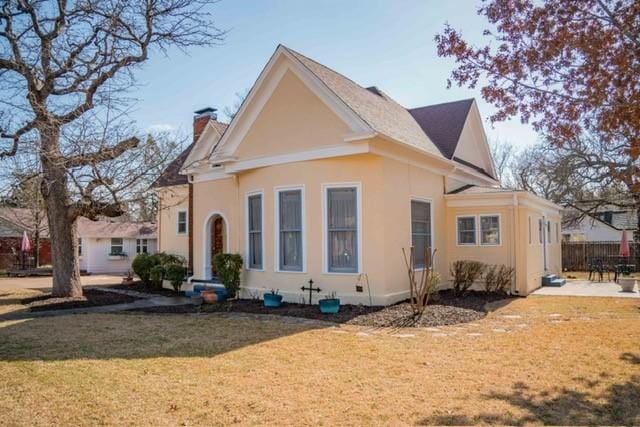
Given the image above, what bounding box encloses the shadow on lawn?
[419,354,640,426]
[0,312,327,362]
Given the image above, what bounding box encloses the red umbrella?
[20,230,31,253]
[619,229,630,257]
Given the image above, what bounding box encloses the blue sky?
[132,0,539,150]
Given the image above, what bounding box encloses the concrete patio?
[533,280,639,298]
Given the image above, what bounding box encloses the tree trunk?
[40,126,82,297]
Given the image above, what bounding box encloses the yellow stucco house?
[154,45,562,305]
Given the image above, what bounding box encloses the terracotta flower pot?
[201,290,218,304]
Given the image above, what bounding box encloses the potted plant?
[121,270,134,285]
[619,273,636,292]
[201,289,218,304]
[319,291,340,314]
[263,289,283,308]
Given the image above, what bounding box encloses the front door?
[211,217,224,275]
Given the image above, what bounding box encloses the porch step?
[542,274,566,287]
[185,283,228,301]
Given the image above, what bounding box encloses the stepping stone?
[492,328,508,333]
[467,332,483,337]
[549,313,562,317]
[391,333,415,338]
[356,332,370,337]
[501,314,522,319]
[425,327,441,332]
[431,333,449,337]
[330,330,348,334]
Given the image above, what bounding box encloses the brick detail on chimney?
[188,182,194,274]
[193,115,210,143]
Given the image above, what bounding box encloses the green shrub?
[149,264,165,289]
[164,263,187,294]
[450,260,486,297]
[131,253,159,286]
[213,253,243,298]
[484,264,514,295]
[150,252,186,267]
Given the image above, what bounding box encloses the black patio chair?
[587,258,605,282]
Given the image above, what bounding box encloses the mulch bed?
[132,290,514,328]
[107,282,178,297]
[21,289,139,312]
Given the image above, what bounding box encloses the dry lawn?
[0,292,639,426]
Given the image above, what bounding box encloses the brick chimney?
[193,107,217,142]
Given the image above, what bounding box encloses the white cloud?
[147,123,176,133]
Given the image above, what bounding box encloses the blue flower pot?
[319,298,340,314]
[263,293,283,308]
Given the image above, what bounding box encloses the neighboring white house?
[77,217,157,274]
[562,207,637,242]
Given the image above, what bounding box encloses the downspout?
[511,194,519,295]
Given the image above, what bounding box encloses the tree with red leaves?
[436,0,640,215]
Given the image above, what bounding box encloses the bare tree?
[0,1,224,296]
[222,88,250,122]
[489,139,515,187]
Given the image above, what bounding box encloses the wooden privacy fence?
[562,241,639,271]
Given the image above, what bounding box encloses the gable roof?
[154,120,228,188]
[408,99,474,159]
[178,45,497,185]
[284,47,444,158]
[77,217,157,238]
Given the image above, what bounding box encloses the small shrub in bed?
[131,253,158,286]
[149,264,165,289]
[450,260,486,297]
[484,264,514,295]
[213,253,243,298]
[164,264,187,294]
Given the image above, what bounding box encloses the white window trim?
[409,196,435,270]
[136,238,148,254]
[274,185,306,273]
[455,214,477,246]
[322,182,362,275]
[479,213,502,246]
[176,209,188,235]
[245,189,265,272]
[110,237,124,254]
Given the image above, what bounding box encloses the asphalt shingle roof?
[408,99,474,159]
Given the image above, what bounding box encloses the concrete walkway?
[533,280,639,298]
[0,287,198,321]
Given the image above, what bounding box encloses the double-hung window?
[480,215,500,245]
[247,193,263,269]
[411,200,432,268]
[457,216,476,245]
[177,210,187,235]
[110,238,124,255]
[326,187,358,273]
[277,189,303,271]
[136,239,148,254]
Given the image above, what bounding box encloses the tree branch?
[64,136,139,167]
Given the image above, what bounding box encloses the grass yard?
[1,292,639,425]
